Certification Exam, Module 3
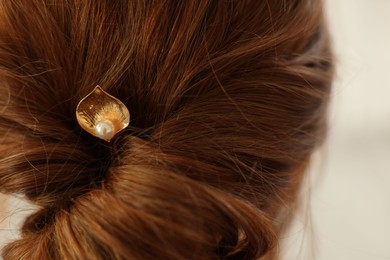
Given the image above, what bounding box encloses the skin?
[0,194,7,224]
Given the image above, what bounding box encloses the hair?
[0,0,333,259]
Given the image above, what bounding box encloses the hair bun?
[4,137,276,259]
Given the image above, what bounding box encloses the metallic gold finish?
[76,86,130,142]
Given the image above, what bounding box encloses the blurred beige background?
[1,1,390,259]
[282,0,390,259]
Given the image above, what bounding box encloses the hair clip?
[76,85,130,142]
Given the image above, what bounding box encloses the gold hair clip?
[76,85,130,142]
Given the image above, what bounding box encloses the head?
[0,0,333,259]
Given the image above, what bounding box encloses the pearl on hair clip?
[76,86,130,142]
[95,120,115,141]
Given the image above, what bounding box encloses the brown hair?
[0,0,333,259]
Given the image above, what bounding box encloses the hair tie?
[75,85,130,142]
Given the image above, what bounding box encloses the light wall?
[282,1,390,259]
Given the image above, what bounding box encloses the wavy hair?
[0,0,333,259]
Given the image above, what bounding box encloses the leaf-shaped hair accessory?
[76,85,130,142]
